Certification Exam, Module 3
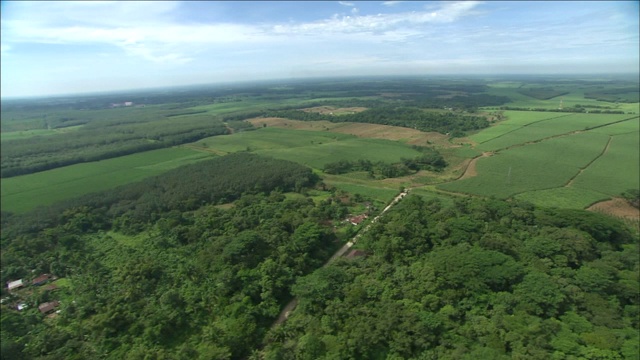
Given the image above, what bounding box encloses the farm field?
[437,131,611,199]
[475,113,635,152]
[485,81,640,114]
[438,108,640,210]
[571,130,640,197]
[192,127,424,170]
[1,147,213,213]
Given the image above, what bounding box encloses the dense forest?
[1,154,353,359]
[263,196,639,359]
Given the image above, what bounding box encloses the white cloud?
[2,1,484,66]
[382,1,403,6]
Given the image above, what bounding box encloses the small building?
[347,214,368,226]
[17,303,28,311]
[7,279,24,292]
[124,101,133,106]
[32,274,51,286]
[38,301,60,315]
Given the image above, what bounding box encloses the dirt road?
[270,189,410,328]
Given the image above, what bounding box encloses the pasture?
[1,148,213,214]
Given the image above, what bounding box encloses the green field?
[572,130,640,197]
[1,147,213,213]
[438,131,611,199]
[327,182,399,203]
[439,107,639,209]
[476,113,634,152]
[513,187,610,209]
[196,127,423,170]
[486,83,640,114]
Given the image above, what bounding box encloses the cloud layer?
[1,1,638,97]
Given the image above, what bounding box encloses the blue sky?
[1,1,638,98]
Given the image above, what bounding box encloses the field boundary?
[565,136,613,187]
[478,113,574,144]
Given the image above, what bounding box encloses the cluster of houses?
[4,274,61,317]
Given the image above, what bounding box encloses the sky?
[1,1,638,98]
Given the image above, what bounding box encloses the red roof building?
[38,301,60,314]
[32,274,51,286]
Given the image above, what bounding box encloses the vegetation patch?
[1,148,214,214]
[514,187,610,209]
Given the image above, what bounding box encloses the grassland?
[192,127,423,170]
[1,148,213,213]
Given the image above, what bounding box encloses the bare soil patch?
[247,117,340,131]
[329,123,451,146]
[587,198,640,221]
[459,152,493,180]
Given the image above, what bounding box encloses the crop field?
[1,147,213,213]
[571,130,640,197]
[485,83,639,114]
[513,187,610,209]
[436,103,640,210]
[192,127,423,170]
[437,131,611,199]
[476,113,635,152]
[469,111,573,144]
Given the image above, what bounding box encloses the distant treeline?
[1,112,229,178]
[263,107,491,137]
[499,106,627,114]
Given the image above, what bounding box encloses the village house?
[32,274,52,286]
[38,301,60,315]
[7,279,24,292]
